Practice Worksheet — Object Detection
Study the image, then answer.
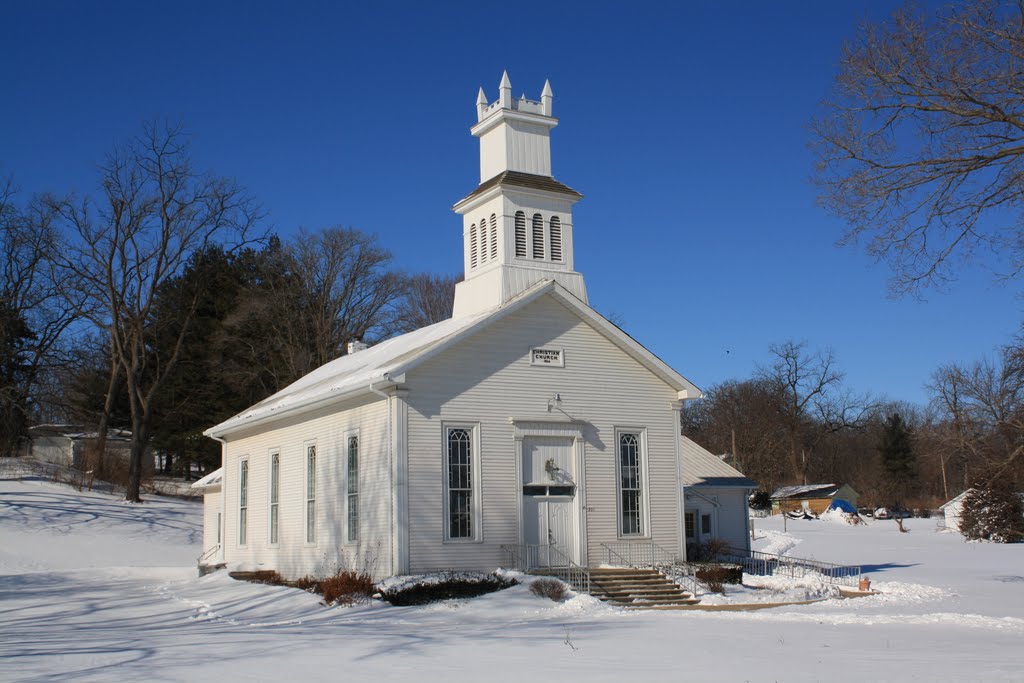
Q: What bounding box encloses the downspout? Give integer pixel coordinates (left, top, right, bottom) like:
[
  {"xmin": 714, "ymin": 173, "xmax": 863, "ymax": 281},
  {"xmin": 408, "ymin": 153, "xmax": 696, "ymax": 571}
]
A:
[
  {"xmin": 368, "ymin": 375, "xmax": 393, "ymax": 575},
  {"xmin": 209, "ymin": 433, "xmax": 228, "ymax": 565}
]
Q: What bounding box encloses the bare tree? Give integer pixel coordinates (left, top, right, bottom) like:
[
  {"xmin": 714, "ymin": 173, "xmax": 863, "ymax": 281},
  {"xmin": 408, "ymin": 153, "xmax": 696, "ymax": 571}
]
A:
[
  {"xmin": 759, "ymin": 340, "xmax": 844, "ymax": 485},
  {"xmin": 54, "ymin": 121, "xmax": 261, "ymax": 501},
  {"xmin": 394, "ymin": 272, "xmax": 458, "ymax": 333},
  {"xmin": 0, "ymin": 180, "xmax": 83, "ymax": 456},
  {"xmin": 292, "ymin": 227, "xmax": 403, "ymax": 368},
  {"xmin": 812, "ymin": 1, "xmax": 1024, "ymax": 294}
]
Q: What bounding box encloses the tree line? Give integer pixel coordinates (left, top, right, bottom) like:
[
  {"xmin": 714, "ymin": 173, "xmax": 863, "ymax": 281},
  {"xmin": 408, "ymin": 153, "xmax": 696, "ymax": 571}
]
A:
[
  {"xmin": 1, "ymin": 122, "xmax": 457, "ymax": 501},
  {"xmin": 682, "ymin": 336, "xmax": 1024, "ymax": 509}
]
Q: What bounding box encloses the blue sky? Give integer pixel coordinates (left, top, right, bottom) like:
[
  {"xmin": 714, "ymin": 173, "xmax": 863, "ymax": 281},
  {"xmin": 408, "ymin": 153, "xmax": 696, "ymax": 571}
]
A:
[{"xmin": 3, "ymin": 1, "xmax": 1020, "ymax": 406}]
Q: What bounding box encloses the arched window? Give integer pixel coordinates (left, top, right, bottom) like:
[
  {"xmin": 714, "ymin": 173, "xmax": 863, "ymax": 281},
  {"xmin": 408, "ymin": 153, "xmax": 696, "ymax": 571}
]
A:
[
  {"xmin": 532, "ymin": 213, "xmax": 544, "ymax": 259},
  {"xmin": 489, "ymin": 214, "xmax": 498, "ymax": 260},
  {"xmin": 550, "ymin": 216, "xmax": 562, "ymax": 261},
  {"xmin": 514, "ymin": 211, "xmax": 526, "ymax": 257},
  {"xmin": 469, "ymin": 223, "xmax": 478, "ymax": 268}
]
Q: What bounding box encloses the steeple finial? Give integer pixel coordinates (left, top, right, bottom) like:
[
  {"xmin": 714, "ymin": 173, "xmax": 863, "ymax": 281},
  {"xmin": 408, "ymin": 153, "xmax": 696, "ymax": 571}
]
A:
[
  {"xmin": 476, "ymin": 87, "xmax": 488, "ymax": 121},
  {"xmin": 499, "ymin": 70, "xmax": 512, "ymax": 109},
  {"xmin": 541, "ymin": 79, "xmax": 553, "ymax": 116}
]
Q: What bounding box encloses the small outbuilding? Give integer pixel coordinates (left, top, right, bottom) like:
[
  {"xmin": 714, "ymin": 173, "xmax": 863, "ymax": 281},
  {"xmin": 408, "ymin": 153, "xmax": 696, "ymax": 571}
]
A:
[
  {"xmin": 191, "ymin": 468, "xmax": 224, "ymax": 569},
  {"xmin": 23, "ymin": 424, "xmax": 151, "ymax": 473},
  {"xmin": 770, "ymin": 483, "xmax": 859, "ymax": 515},
  {"xmin": 680, "ymin": 437, "xmax": 756, "ymax": 555}
]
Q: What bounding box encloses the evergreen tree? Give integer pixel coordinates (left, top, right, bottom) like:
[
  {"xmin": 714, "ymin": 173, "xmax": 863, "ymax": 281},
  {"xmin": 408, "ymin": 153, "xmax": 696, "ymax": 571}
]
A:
[
  {"xmin": 878, "ymin": 412, "xmax": 917, "ymax": 519},
  {"xmin": 960, "ymin": 474, "xmax": 1024, "ymax": 543}
]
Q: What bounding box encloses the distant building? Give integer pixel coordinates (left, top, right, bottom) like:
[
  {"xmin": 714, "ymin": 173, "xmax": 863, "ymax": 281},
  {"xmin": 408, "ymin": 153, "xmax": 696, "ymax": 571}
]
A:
[
  {"xmin": 770, "ymin": 483, "xmax": 859, "ymax": 515},
  {"xmin": 23, "ymin": 424, "xmax": 152, "ymax": 473},
  {"xmin": 939, "ymin": 490, "xmax": 1024, "ymax": 533}
]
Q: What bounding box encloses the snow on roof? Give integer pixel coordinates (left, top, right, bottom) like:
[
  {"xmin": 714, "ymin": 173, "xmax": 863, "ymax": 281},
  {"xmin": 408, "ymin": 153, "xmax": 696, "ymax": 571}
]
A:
[
  {"xmin": 770, "ymin": 483, "xmax": 841, "ymax": 500},
  {"xmin": 191, "ymin": 468, "xmax": 223, "ymax": 490},
  {"xmin": 205, "ymin": 306, "xmax": 494, "ymax": 436},
  {"xmin": 27, "ymin": 425, "xmax": 132, "ymax": 441},
  {"xmin": 206, "ymin": 280, "xmax": 701, "ymax": 439},
  {"xmin": 680, "ymin": 436, "xmax": 757, "ymax": 488}
]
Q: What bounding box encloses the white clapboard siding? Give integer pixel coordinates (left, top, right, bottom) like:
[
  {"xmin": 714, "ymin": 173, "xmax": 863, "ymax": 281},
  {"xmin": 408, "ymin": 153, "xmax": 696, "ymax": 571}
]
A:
[
  {"xmin": 220, "ymin": 395, "xmax": 391, "ymax": 580},
  {"xmin": 405, "ymin": 294, "xmax": 681, "ymax": 572},
  {"xmin": 202, "ymin": 489, "xmax": 222, "ymax": 552}
]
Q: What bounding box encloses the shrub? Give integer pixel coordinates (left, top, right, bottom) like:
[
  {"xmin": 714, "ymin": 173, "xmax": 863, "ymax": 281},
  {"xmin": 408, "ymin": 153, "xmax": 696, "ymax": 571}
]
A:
[
  {"xmin": 529, "ymin": 578, "xmax": 568, "ymax": 601},
  {"xmin": 959, "ymin": 480, "xmax": 1024, "ymax": 543},
  {"xmin": 689, "ymin": 538, "xmax": 731, "ymax": 562},
  {"xmin": 296, "ymin": 571, "xmax": 375, "ymax": 606},
  {"xmin": 749, "ymin": 490, "xmax": 771, "ymax": 510},
  {"xmin": 694, "ymin": 563, "xmax": 743, "ymax": 589},
  {"xmin": 379, "ymin": 572, "xmax": 518, "ymax": 606}
]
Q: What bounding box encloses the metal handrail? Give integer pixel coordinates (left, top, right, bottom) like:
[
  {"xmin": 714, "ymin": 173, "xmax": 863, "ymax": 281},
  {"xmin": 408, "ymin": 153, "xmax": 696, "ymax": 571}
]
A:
[
  {"xmin": 197, "ymin": 544, "xmax": 221, "ymax": 564},
  {"xmin": 600, "ymin": 540, "xmax": 681, "ymax": 567},
  {"xmin": 719, "ymin": 545, "xmax": 861, "ymax": 587},
  {"xmin": 600, "ymin": 541, "xmax": 697, "ymax": 594},
  {"xmin": 500, "ymin": 543, "xmax": 591, "ymax": 593}
]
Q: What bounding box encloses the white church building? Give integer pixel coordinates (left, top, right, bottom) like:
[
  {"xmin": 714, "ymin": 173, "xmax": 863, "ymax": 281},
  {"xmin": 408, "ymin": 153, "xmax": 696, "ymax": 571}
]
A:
[{"xmin": 198, "ymin": 73, "xmax": 751, "ymax": 580}]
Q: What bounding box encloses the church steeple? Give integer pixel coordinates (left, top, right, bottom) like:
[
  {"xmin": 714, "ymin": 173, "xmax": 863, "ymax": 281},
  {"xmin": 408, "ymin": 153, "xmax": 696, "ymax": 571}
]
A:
[{"xmin": 451, "ymin": 72, "xmax": 587, "ymax": 318}]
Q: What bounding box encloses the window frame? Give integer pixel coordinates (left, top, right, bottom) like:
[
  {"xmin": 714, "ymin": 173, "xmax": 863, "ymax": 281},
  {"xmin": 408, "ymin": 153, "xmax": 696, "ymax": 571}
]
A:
[
  {"xmin": 304, "ymin": 441, "xmax": 318, "ymax": 545},
  {"xmin": 442, "ymin": 422, "xmax": 482, "ymax": 543},
  {"xmin": 238, "ymin": 457, "xmax": 249, "ymax": 547},
  {"xmin": 268, "ymin": 450, "xmax": 280, "ymax": 546},
  {"xmin": 345, "ymin": 430, "xmax": 359, "ymax": 545},
  {"xmin": 615, "ymin": 428, "xmax": 650, "ymax": 538}
]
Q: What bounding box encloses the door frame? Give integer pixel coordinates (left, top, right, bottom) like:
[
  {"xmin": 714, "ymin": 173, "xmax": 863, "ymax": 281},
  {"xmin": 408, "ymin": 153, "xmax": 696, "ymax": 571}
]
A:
[{"xmin": 511, "ymin": 419, "xmax": 587, "ymax": 566}]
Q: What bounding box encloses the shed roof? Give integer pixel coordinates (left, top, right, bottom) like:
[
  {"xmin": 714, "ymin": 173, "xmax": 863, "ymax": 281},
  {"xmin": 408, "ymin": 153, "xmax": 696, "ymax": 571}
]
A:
[
  {"xmin": 680, "ymin": 436, "xmax": 757, "ymax": 488},
  {"xmin": 770, "ymin": 483, "xmax": 846, "ymax": 500},
  {"xmin": 191, "ymin": 467, "xmax": 223, "ymax": 491}
]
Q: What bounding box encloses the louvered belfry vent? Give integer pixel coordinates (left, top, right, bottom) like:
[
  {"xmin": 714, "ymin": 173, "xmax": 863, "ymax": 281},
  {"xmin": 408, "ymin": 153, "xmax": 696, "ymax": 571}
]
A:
[
  {"xmin": 550, "ymin": 216, "xmax": 562, "ymax": 261},
  {"xmin": 532, "ymin": 213, "xmax": 544, "ymax": 259},
  {"xmin": 489, "ymin": 214, "xmax": 498, "ymax": 260},
  {"xmin": 470, "ymin": 224, "xmax": 478, "ymax": 268},
  {"xmin": 515, "ymin": 211, "xmax": 526, "ymax": 257}
]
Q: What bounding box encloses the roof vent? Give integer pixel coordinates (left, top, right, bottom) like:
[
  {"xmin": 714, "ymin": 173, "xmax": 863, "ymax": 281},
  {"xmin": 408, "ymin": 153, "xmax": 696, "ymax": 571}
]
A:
[{"xmin": 347, "ymin": 340, "xmax": 369, "ymax": 355}]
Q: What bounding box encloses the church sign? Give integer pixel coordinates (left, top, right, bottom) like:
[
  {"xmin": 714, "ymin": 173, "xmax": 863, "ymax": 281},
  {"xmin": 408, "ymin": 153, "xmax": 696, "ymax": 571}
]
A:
[{"xmin": 530, "ymin": 347, "xmax": 564, "ymax": 367}]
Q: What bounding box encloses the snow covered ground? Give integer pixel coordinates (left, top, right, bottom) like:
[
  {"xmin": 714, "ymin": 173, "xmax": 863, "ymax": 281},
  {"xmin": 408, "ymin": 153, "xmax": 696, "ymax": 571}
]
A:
[{"xmin": 2, "ymin": 472, "xmax": 1023, "ymax": 682}]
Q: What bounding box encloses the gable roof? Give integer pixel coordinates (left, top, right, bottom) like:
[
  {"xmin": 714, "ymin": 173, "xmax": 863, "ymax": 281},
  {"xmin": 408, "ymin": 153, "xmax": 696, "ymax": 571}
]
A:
[
  {"xmin": 205, "ymin": 279, "xmax": 700, "ymax": 438},
  {"xmin": 680, "ymin": 436, "xmax": 757, "ymax": 488}
]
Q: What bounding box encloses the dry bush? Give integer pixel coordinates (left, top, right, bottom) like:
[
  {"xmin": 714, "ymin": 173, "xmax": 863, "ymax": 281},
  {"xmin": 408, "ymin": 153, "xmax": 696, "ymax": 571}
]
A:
[
  {"xmin": 695, "ymin": 564, "xmax": 743, "ymax": 593},
  {"xmin": 529, "ymin": 578, "xmax": 568, "ymax": 601},
  {"xmin": 297, "ymin": 571, "xmax": 375, "ymax": 606}
]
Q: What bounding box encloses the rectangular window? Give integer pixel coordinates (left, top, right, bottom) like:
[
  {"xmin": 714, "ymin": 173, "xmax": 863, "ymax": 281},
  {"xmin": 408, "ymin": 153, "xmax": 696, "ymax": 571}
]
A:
[
  {"xmin": 701, "ymin": 513, "xmax": 711, "ymax": 536},
  {"xmin": 306, "ymin": 444, "xmax": 317, "ymax": 544},
  {"xmin": 239, "ymin": 459, "xmax": 249, "ymax": 546},
  {"xmin": 618, "ymin": 432, "xmax": 643, "ymax": 536},
  {"xmin": 269, "ymin": 452, "xmax": 280, "ymax": 544},
  {"xmin": 446, "ymin": 426, "xmax": 474, "ymax": 540},
  {"xmin": 347, "ymin": 435, "xmax": 359, "ymax": 543},
  {"xmin": 684, "ymin": 511, "xmax": 695, "ymax": 540},
  {"xmin": 216, "ymin": 512, "xmax": 222, "ymax": 545}
]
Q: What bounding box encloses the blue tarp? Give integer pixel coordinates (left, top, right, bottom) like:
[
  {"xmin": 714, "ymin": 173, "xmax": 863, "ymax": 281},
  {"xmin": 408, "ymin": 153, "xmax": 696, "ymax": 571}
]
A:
[{"xmin": 828, "ymin": 498, "xmax": 857, "ymax": 514}]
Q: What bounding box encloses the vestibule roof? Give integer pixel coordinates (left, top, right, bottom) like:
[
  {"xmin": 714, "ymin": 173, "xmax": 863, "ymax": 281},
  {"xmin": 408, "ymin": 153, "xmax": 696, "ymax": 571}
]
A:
[
  {"xmin": 680, "ymin": 436, "xmax": 757, "ymax": 488},
  {"xmin": 205, "ymin": 279, "xmax": 700, "ymax": 439}
]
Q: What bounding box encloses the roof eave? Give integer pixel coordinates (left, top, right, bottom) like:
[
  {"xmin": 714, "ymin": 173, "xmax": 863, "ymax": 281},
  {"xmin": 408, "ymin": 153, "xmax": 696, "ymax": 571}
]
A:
[{"xmin": 204, "ymin": 375, "xmax": 402, "ymax": 440}]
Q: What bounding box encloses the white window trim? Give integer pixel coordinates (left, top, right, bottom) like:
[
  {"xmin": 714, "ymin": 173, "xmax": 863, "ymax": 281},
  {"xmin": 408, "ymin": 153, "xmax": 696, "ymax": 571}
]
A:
[
  {"xmin": 344, "ymin": 429, "xmax": 360, "ymax": 546},
  {"xmin": 304, "ymin": 440, "xmax": 318, "ymax": 546},
  {"xmin": 441, "ymin": 422, "xmax": 483, "ymax": 543},
  {"xmin": 267, "ymin": 449, "xmax": 280, "ymax": 547},
  {"xmin": 238, "ymin": 456, "xmax": 249, "ymax": 547},
  {"xmin": 614, "ymin": 427, "xmax": 651, "ymax": 539}
]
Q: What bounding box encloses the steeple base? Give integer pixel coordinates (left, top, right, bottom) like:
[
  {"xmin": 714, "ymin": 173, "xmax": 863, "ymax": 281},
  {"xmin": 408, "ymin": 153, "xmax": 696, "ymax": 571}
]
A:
[{"xmin": 452, "ymin": 265, "xmax": 587, "ymax": 317}]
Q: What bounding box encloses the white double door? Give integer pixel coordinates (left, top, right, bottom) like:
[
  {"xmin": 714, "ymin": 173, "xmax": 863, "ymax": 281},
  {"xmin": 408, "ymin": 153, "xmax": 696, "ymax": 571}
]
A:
[{"xmin": 522, "ymin": 437, "xmax": 578, "ymax": 567}]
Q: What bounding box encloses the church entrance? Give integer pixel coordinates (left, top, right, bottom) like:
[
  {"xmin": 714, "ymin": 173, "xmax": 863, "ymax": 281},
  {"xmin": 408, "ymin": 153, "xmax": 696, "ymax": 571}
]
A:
[{"xmin": 521, "ymin": 436, "xmax": 578, "ymax": 567}]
